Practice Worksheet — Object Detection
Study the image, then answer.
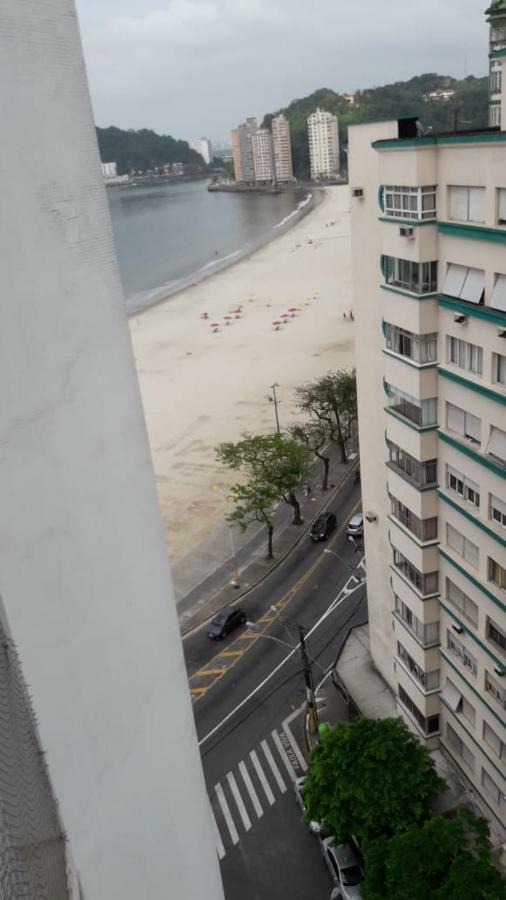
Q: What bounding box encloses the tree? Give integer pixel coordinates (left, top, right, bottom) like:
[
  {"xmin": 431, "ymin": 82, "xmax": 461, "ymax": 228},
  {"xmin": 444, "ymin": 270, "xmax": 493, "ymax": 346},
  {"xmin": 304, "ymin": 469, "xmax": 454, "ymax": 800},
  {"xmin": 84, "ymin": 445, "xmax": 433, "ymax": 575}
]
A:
[
  {"xmin": 303, "ymin": 718, "xmax": 445, "ymax": 843},
  {"xmin": 289, "ymin": 421, "xmax": 330, "ymax": 491},
  {"xmin": 296, "ymin": 369, "xmax": 357, "ymax": 464},
  {"xmin": 216, "ymin": 434, "xmax": 311, "ymax": 556},
  {"xmin": 362, "ymin": 810, "xmax": 506, "ymax": 900}
]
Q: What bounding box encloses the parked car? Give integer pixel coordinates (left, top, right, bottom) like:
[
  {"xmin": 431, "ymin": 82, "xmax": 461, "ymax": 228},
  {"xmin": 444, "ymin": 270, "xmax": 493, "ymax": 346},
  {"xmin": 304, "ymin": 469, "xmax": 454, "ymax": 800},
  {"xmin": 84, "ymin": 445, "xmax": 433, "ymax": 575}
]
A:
[
  {"xmin": 294, "ymin": 776, "xmax": 321, "ymax": 834},
  {"xmin": 207, "ymin": 607, "xmax": 246, "ymax": 640},
  {"xmin": 320, "ymin": 837, "xmax": 364, "ymax": 899},
  {"xmin": 310, "ymin": 511, "xmax": 337, "ymax": 542},
  {"xmin": 346, "ymin": 513, "xmax": 364, "ymax": 538}
]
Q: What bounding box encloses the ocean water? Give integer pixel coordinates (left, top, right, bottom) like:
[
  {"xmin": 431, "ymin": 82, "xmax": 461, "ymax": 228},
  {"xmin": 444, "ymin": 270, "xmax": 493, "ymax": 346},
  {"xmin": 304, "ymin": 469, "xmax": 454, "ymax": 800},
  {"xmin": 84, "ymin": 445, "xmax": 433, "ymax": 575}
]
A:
[{"xmin": 106, "ymin": 179, "xmax": 307, "ymax": 311}]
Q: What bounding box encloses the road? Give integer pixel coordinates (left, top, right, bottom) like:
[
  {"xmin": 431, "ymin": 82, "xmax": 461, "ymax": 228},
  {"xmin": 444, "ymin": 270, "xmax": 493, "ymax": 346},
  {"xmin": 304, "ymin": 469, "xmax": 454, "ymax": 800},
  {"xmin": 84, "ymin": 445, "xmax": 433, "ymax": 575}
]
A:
[{"xmin": 183, "ymin": 473, "xmax": 365, "ymax": 900}]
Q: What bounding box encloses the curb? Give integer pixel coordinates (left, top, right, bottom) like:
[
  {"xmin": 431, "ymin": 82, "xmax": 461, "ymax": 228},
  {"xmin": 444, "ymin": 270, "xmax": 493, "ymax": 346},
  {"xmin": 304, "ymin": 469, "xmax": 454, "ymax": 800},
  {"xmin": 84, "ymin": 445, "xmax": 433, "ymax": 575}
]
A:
[{"xmin": 180, "ymin": 459, "xmax": 359, "ymax": 636}]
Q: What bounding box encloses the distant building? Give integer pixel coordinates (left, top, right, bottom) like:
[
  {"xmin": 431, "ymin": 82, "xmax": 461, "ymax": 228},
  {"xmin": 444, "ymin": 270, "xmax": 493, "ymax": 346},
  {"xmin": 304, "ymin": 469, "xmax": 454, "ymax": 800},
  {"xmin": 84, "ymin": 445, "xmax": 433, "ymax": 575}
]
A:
[
  {"xmin": 189, "ymin": 137, "xmax": 213, "ymax": 165},
  {"xmin": 237, "ymin": 117, "xmax": 257, "ymax": 183},
  {"xmin": 487, "ymin": 0, "xmax": 506, "ymax": 126},
  {"xmin": 307, "ymin": 108, "xmax": 340, "ymax": 180},
  {"xmin": 272, "ymin": 113, "xmax": 294, "ymax": 182},
  {"xmin": 251, "ymin": 128, "xmax": 274, "ymax": 182},
  {"xmin": 172, "ymin": 162, "xmax": 184, "ymax": 175},
  {"xmin": 231, "ymin": 128, "xmax": 243, "ymax": 182},
  {"xmin": 424, "ymin": 89, "xmax": 456, "ymax": 102},
  {"xmin": 343, "ymin": 92, "xmax": 358, "ymax": 106},
  {"xmin": 101, "ymin": 161, "xmax": 117, "ymax": 179}
]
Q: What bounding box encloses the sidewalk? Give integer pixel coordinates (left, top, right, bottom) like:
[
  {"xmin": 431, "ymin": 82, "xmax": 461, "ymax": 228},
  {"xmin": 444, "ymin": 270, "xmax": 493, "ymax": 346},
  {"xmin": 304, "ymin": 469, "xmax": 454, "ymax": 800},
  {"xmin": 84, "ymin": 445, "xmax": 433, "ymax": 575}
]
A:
[{"xmin": 177, "ymin": 448, "xmax": 359, "ymax": 634}]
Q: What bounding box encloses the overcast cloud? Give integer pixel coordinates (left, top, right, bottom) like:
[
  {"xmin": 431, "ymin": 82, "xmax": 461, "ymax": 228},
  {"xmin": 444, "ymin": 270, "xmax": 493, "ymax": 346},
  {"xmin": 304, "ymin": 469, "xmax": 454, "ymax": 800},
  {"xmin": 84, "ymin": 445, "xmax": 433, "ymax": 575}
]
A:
[{"xmin": 76, "ymin": 0, "xmax": 488, "ymax": 144}]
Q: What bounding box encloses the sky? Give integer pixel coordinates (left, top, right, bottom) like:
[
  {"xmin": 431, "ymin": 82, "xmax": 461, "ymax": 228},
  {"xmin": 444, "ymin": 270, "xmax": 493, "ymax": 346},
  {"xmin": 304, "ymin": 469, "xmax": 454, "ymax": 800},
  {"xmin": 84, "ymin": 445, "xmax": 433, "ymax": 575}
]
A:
[{"xmin": 76, "ymin": 0, "xmax": 489, "ymax": 145}]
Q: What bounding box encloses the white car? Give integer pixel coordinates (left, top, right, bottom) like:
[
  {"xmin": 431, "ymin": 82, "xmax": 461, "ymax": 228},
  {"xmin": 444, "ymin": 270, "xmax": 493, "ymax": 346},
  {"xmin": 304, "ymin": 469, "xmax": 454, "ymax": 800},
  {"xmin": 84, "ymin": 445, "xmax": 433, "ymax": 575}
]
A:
[
  {"xmin": 294, "ymin": 776, "xmax": 321, "ymax": 834},
  {"xmin": 346, "ymin": 513, "xmax": 364, "ymax": 538},
  {"xmin": 320, "ymin": 837, "xmax": 364, "ymax": 899}
]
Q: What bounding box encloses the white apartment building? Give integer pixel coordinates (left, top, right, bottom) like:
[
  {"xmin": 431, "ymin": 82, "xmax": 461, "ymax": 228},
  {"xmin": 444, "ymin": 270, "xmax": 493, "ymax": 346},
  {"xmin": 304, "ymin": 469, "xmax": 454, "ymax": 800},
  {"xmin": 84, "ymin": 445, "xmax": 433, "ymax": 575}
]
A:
[
  {"xmin": 488, "ymin": 0, "xmax": 506, "ymax": 127},
  {"xmin": 101, "ymin": 161, "xmax": 117, "ymax": 179},
  {"xmin": 272, "ymin": 113, "xmax": 294, "ymax": 182},
  {"xmin": 251, "ymin": 128, "xmax": 274, "ymax": 182},
  {"xmin": 307, "ymin": 108, "xmax": 340, "ymax": 180},
  {"xmin": 349, "ymin": 62, "xmax": 506, "ymax": 827},
  {"xmin": 189, "ymin": 137, "xmax": 213, "ymax": 165}
]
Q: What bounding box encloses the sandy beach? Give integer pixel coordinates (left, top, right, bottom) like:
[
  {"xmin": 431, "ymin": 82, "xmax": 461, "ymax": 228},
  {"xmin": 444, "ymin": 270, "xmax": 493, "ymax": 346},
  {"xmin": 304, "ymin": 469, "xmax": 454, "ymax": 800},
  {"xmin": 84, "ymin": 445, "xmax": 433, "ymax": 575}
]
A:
[{"xmin": 130, "ymin": 185, "xmax": 353, "ymax": 596}]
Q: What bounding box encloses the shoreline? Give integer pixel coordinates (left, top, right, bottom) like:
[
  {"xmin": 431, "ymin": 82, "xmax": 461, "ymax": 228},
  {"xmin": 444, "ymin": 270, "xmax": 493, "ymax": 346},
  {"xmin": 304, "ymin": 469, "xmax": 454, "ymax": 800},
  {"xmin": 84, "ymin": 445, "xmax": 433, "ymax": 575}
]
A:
[{"xmin": 126, "ymin": 189, "xmax": 321, "ymax": 317}]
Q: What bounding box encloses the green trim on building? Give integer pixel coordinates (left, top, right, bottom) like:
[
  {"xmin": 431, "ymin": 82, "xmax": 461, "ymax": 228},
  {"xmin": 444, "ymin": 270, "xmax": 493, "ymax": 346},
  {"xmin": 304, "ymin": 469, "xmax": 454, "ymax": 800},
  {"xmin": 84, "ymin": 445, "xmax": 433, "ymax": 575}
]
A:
[
  {"xmin": 381, "ymin": 284, "xmax": 438, "ymax": 301},
  {"xmin": 438, "ymin": 548, "xmax": 506, "ymax": 613},
  {"xmin": 438, "ymin": 431, "xmax": 506, "ymax": 480},
  {"xmin": 438, "ymin": 367, "xmax": 506, "ymax": 406},
  {"xmin": 438, "ymin": 295, "xmax": 506, "ymax": 325},
  {"xmin": 437, "ymin": 490, "xmax": 506, "ymax": 548},
  {"xmin": 441, "ymin": 650, "xmax": 505, "ymax": 727},
  {"xmin": 378, "ymin": 216, "xmax": 436, "ymax": 227},
  {"xmin": 440, "ymin": 698, "xmax": 505, "ymax": 782},
  {"xmin": 440, "ymin": 601, "xmax": 506, "ymax": 672},
  {"xmin": 372, "ymin": 131, "xmax": 506, "ymax": 150},
  {"xmin": 438, "ymin": 220, "xmax": 506, "ymax": 244},
  {"xmin": 385, "ymin": 407, "xmax": 438, "ymax": 433},
  {"xmin": 490, "ymin": 47, "xmax": 506, "ymax": 58},
  {"xmin": 380, "ymin": 254, "xmax": 386, "ymax": 277},
  {"xmin": 383, "ymin": 349, "xmax": 438, "ymax": 370}
]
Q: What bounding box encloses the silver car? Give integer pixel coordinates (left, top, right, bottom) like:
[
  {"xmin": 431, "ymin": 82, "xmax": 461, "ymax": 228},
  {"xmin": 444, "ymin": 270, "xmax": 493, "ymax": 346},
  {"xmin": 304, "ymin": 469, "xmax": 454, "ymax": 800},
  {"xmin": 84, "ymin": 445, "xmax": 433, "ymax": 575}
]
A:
[
  {"xmin": 346, "ymin": 513, "xmax": 363, "ymax": 538},
  {"xmin": 321, "ymin": 837, "xmax": 364, "ymax": 899}
]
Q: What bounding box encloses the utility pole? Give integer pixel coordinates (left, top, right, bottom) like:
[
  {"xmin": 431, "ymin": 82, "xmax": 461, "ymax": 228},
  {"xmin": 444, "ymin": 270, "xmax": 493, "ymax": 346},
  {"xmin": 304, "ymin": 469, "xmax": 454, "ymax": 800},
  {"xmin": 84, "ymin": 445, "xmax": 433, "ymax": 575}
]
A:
[
  {"xmin": 299, "ymin": 625, "xmax": 319, "ymax": 740},
  {"xmin": 269, "ymin": 382, "xmax": 281, "ymax": 435}
]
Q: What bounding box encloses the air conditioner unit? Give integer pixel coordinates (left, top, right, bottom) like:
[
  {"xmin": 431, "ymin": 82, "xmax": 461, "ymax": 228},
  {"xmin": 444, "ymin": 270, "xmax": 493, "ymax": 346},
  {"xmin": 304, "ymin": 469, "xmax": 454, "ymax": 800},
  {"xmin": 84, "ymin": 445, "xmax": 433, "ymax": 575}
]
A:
[
  {"xmin": 451, "ymin": 623, "xmax": 464, "ymax": 634},
  {"xmin": 498, "ymin": 327, "xmax": 506, "ymax": 338},
  {"xmin": 352, "ymin": 188, "xmax": 364, "ymax": 199},
  {"xmin": 453, "ymin": 314, "xmax": 468, "ymax": 324},
  {"xmin": 399, "ymin": 226, "xmax": 415, "ymax": 238}
]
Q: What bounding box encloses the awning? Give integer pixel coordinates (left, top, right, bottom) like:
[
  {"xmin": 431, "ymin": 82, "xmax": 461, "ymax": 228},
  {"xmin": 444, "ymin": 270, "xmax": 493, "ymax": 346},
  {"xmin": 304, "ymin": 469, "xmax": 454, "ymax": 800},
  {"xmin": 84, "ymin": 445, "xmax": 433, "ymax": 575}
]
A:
[
  {"xmin": 491, "ymin": 274, "xmax": 506, "ymax": 312},
  {"xmin": 441, "ymin": 680, "xmax": 462, "ymax": 712},
  {"xmin": 443, "ymin": 264, "xmax": 468, "ymax": 298},
  {"xmin": 460, "ymin": 267, "xmax": 485, "ymax": 304},
  {"xmin": 486, "ymin": 427, "xmax": 506, "ymax": 464}
]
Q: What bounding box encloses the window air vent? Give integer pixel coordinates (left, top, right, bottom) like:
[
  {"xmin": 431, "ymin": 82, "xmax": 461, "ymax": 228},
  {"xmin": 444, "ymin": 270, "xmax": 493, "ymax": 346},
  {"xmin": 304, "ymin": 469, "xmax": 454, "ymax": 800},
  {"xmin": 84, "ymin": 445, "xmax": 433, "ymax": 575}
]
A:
[
  {"xmin": 352, "ymin": 188, "xmax": 364, "ymax": 199},
  {"xmin": 399, "ymin": 226, "xmax": 415, "ymax": 238},
  {"xmin": 453, "ymin": 314, "xmax": 468, "ymax": 324}
]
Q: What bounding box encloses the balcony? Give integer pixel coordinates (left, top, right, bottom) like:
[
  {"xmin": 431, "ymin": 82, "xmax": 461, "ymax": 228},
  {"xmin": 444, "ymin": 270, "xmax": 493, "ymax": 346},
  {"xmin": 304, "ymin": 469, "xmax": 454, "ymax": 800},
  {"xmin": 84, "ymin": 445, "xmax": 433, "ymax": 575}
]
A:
[
  {"xmin": 383, "ymin": 257, "xmax": 438, "ymax": 295},
  {"xmin": 385, "ymin": 383, "xmax": 438, "ymax": 429},
  {"xmin": 390, "ymin": 495, "xmax": 438, "ymax": 543},
  {"xmin": 386, "ymin": 439, "xmax": 438, "ymax": 490}
]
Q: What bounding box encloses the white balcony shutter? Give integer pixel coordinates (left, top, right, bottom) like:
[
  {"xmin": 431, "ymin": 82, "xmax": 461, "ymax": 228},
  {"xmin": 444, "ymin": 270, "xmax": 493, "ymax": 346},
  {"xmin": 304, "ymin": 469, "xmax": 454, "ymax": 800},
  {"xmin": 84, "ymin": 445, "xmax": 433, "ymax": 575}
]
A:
[
  {"xmin": 487, "ymin": 426, "xmax": 506, "ymax": 463},
  {"xmin": 447, "ymin": 402, "xmax": 465, "ymax": 435},
  {"xmin": 441, "ymin": 680, "xmax": 462, "ymax": 712},
  {"xmin": 449, "ymin": 187, "xmax": 469, "ymax": 221},
  {"xmin": 443, "ymin": 263, "xmax": 468, "ymax": 298},
  {"xmin": 499, "ymin": 189, "xmax": 506, "ymax": 223},
  {"xmin": 465, "ymin": 412, "xmax": 481, "ymax": 443},
  {"xmin": 491, "ymin": 274, "xmax": 506, "ymax": 312},
  {"xmin": 468, "ymin": 187, "xmax": 486, "ymax": 223},
  {"xmin": 460, "ymin": 267, "xmax": 484, "ymax": 304}
]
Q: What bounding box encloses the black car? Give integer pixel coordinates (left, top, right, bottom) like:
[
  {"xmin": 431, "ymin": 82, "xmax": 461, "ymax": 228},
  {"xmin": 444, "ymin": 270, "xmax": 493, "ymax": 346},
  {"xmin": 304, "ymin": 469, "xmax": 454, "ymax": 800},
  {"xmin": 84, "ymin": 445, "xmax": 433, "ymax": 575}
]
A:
[
  {"xmin": 207, "ymin": 607, "xmax": 246, "ymax": 640},
  {"xmin": 310, "ymin": 511, "xmax": 337, "ymax": 542}
]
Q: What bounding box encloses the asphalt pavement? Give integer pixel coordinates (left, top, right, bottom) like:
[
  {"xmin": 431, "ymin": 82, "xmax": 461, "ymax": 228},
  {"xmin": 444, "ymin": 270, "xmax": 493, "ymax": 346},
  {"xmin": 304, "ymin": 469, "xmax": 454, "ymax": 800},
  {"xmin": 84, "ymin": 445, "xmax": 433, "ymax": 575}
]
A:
[{"xmin": 182, "ymin": 475, "xmax": 366, "ymax": 900}]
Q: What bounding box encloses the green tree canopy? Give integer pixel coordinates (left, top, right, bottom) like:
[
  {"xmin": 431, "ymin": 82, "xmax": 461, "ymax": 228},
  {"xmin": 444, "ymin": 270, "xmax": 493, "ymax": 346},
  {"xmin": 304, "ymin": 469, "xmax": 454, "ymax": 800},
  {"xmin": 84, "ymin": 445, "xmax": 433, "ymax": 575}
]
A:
[
  {"xmin": 303, "ymin": 717, "xmax": 445, "ymax": 843},
  {"xmin": 96, "ymin": 126, "xmax": 204, "ymax": 174},
  {"xmin": 296, "ymin": 369, "xmax": 357, "ymax": 464}
]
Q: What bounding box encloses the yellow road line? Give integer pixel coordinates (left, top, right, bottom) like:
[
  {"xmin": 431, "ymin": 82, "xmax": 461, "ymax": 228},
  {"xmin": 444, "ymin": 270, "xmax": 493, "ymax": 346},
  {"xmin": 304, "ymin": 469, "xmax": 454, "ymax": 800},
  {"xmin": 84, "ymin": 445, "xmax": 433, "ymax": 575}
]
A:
[
  {"xmin": 196, "ymin": 667, "xmax": 229, "ymax": 677},
  {"xmin": 190, "ymin": 687, "xmax": 208, "ymax": 695},
  {"xmin": 220, "ymin": 650, "xmax": 245, "ymax": 658}
]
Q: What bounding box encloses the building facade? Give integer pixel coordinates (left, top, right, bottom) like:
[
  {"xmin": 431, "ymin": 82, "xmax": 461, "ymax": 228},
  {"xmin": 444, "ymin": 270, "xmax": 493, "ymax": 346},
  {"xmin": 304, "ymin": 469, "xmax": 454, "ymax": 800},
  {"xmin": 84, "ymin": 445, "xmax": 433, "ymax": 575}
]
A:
[
  {"xmin": 231, "ymin": 127, "xmax": 243, "ymax": 182},
  {"xmin": 307, "ymin": 108, "xmax": 340, "ymax": 180},
  {"xmin": 237, "ymin": 117, "xmax": 257, "ymax": 183},
  {"xmin": 0, "ymin": 2, "xmax": 225, "ymax": 898},
  {"xmin": 272, "ymin": 113, "xmax": 293, "ymax": 182},
  {"xmin": 189, "ymin": 137, "xmax": 213, "ymax": 165},
  {"xmin": 487, "ymin": 0, "xmax": 506, "ymax": 127},
  {"xmin": 251, "ymin": 128, "xmax": 274, "ymax": 182},
  {"xmin": 349, "ymin": 63, "xmax": 506, "ymax": 827}
]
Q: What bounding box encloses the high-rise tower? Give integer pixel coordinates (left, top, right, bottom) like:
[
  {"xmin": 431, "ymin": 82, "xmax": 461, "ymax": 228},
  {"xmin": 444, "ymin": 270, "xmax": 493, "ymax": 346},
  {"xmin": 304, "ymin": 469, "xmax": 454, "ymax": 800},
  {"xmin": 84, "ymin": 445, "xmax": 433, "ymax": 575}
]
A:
[{"xmin": 487, "ymin": 0, "xmax": 506, "ymax": 126}]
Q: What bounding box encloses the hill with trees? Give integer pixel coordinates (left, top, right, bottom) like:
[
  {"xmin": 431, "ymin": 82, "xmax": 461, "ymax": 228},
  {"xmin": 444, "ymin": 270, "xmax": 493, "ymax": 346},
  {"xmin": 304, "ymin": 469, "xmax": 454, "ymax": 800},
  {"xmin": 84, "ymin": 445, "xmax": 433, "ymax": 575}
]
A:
[
  {"xmin": 96, "ymin": 126, "xmax": 204, "ymax": 174},
  {"xmin": 262, "ymin": 73, "xmax": 489, "ymax": 178}
]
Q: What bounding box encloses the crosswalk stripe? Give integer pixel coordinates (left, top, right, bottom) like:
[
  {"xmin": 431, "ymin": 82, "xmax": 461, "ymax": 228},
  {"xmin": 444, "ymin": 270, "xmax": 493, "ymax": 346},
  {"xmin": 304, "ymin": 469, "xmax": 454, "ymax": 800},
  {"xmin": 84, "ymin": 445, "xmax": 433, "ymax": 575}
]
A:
[
  {"xmin": 238, "ymin": 761, "xmax": 263, "ymax": 819},
  {"xmin": 271, "ymin": 730, "xmax": 297, "ymax": 782},
  {"xmin": 261, "ymin": 739, "xmax": 286, "ymax": 794},
  {"xmin": 249, "ymin": 750, "xmax": 275, "ymax": 806},
  {"xmin": 210, "ymin": 808, "xmax": 226, "ymax": 860},
  {"xmin": 227, "ymin": 772, "xmax": 251, "ymax": 832},
  {"xmin": 215, "ymin": 782, "xmax": 239, "ymax": 845}
]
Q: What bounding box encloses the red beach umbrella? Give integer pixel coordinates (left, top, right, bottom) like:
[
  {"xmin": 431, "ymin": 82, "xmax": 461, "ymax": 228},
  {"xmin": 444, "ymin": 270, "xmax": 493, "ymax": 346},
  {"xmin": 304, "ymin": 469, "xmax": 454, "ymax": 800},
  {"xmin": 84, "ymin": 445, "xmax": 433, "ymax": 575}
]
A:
[
  {"xmin": 280, "ymin": 313, "xmax": 290, "ymax": 319},
  {"xmin": 210, "ymin": 322, "xmax": 220, "ymax": 328},
  {"xmin": 288, "ymin": 307, "xmax": 299, "ymax": 312},
  {"xmin": 272, "ymin": 320, "xmax": 283, "ymax": 330}
]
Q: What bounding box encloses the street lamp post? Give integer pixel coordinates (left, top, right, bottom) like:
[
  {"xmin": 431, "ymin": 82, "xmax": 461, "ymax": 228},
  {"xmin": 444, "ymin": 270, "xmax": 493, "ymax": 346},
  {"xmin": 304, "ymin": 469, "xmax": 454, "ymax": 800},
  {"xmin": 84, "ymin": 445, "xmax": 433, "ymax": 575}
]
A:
[
  {"xmin": 213, "ymin": 484, "xmax": 241, "ymax": 588},
  {"xmin": 323, "ymin": 547, "xmax": 363, "ymax": 582},
  {"xmin": 267, "ymin": 382, "xmax": 281, "ymax": 435}
]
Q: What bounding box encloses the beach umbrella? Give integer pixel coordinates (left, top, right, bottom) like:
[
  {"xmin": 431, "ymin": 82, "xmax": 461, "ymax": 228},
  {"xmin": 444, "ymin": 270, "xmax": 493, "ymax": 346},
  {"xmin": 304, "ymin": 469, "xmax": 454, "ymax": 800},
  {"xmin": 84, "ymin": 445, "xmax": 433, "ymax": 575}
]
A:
[
  {"xmin": 288, "ymin": 307, "xmax": 299, "ymax": 312},
  {"xmin": 210, "ymin": 322, "xmax": 220, "ymax": 327},
  {"xmin": 280, "ymin": 313, "xmax": 290, "ymax": 319},
  {"xmin": 272, "ymin": 320, "xmax": 282, "ymax": 330}
]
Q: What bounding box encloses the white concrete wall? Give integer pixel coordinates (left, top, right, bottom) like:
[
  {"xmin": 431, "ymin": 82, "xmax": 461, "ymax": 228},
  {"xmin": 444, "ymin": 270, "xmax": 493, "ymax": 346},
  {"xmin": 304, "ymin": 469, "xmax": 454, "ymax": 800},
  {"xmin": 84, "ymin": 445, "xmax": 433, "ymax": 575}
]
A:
[{"xmin": 0, "ymin": 3, "xmax": 224, "ymax": 899}]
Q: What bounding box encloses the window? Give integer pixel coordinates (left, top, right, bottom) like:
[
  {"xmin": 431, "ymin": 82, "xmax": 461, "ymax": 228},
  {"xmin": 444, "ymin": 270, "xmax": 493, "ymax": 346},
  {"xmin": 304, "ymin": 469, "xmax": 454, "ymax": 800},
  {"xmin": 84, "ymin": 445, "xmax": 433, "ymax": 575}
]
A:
[
  {"xmin": 448, "ymin": 186, "xmax": 485, "ymax": 224},
  {"xmin": 442, "ymin": 264, "xmax": 485, "ymax": 304},
  {"xmin": 446, "ymin": 402, "xmax": 481, "ymax": 444},
  {"xmin": 384, "ymin": 185, "xmax": 437, "ymax": 220},
  {"xmin": 442, "ymin": 678, "xmax": 476, "ymax": 726},
  {"xmin": 491, "ymin": 60, "xmax": 503, "ymax": 95},
  {"xmin": 397, "ymin": 641, "xmax": 439, "ymax": 690},
  {"xmin": 488, "ymin": 557, "xmax": 506, "ymax": 591},
  {"xmin": 386, "ymin": 441, "xmax": 437, "ymax": 488},
  {"xmin": 394, "ymin": 596, "xmax": 439, "ymax": 646},
  {"xmin": 447, "ymin": 631, "xmax": 477, "ymax": 676},
  {"xmin": 446, "ymin": 578, "xmax": 478, "ymax": 627},
  {"xmin": 446, "ymin": 465, "xmax": 480, "ymax": 508},
  {"xmin": 490, "ymin": 274, "xmax": 506, "ymax": 312},
  {"xmin": 485, "ymin": 670, "xmax": 505, "ymax": 706},
  {"xmin": 483, "ymin": 721, "xmax": 505, "ymax": 760},
  {"xmin": 460, "ymin": 693, "xmax": 476, "ymax": 727},
  {"xmin": 446, "ymin": 723, "xmax": 475, "ymax": 770},
  {"xmin": 486, "ymin": 426, "xmax": 506, "ymax": 465},
  {"xmin": 384, "ymin": 257, "xmax": 438, "ymax": 294},
  {"xmin": 390, "ymin": 495, "xmax": 438, "ymax": 541},
  {"xmin": 385, "ymin": 323, "xmax": 437, "ymax": 364},
  {"xmin": 446, "ymin": 524, "xmax": 479, "ymax": 569},
  {"xmin": 392, "ymin": 548, "xmax": 439, "ymax": 595},
  {"xmin": 481, "ymin": 769, "xmax": 504, "ymax": 809},
  {"xmin": 492, "ymin": 353, "xmax": 506, "ymax": 386},
  {"xmin": 387, "ymin": 385, "xmax": 437, "ymax": 427},
  {"xmin": 498, "ymin": 188, "xmax": 506, "ymax": 225},
  {"xmin": 397, "ymin": 684, "xmax": 439, "ymax": 734},
  {"xmin": 486, "ymin": 618, "xmax": 506, "ymax": 656},
  {"xmin": 489, "ymin": 494, "xmax": 506, "ymax": 528},
  {"xmin": 446, "ymin": 336, "xmax": 483, "ymax": 375}
]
